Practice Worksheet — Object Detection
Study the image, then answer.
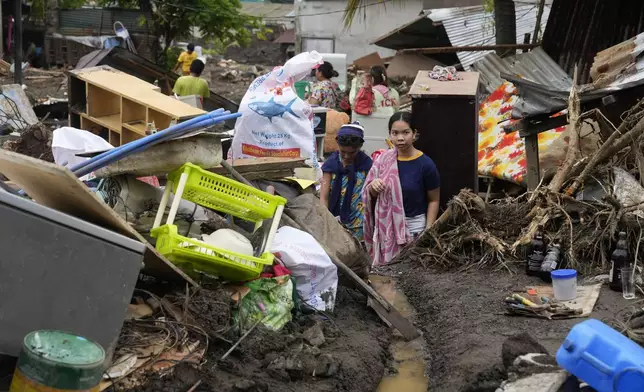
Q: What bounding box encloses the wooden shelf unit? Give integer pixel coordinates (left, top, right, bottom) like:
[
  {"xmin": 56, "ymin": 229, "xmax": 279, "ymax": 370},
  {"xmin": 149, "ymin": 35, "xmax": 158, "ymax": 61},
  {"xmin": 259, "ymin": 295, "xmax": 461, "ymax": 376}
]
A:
[{"xmin": 68, "ymin": 66, "xmax": 206, "ymax": 147}]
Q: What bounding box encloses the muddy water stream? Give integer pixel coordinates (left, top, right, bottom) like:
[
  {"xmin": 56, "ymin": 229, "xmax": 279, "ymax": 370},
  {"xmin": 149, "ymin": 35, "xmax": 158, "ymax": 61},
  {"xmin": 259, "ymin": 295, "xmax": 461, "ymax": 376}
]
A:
[{"xmin": 370, "ymin": 275, "xmax": 428, "ymax": 392}]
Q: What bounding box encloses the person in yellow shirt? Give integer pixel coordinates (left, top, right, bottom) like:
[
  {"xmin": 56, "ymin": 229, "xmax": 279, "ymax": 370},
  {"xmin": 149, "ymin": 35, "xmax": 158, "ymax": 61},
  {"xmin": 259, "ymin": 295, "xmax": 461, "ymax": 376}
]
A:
[
  {"xmin": 173, "ymin": 60, "xmax": 210, "ymax": 100},
  {"xmin": 173, "ymin": 43, "xmax": 197, "ymax": 75}
]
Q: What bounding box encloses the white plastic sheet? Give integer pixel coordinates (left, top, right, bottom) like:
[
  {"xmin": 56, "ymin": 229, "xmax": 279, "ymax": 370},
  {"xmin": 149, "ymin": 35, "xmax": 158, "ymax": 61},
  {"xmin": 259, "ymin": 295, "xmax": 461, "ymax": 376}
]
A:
[
  {"xmin": 271, "ymin": 226, "xmax": 338, "ymax": 311},
  {"xmin": 52, "ymin": 127, "xmax": 113, "ymax": 182}
]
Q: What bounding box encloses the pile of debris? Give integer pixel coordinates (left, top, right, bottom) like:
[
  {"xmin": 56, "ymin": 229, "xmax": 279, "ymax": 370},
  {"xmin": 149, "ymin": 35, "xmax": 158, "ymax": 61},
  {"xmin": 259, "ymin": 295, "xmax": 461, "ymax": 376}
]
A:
[
  {"xmin": 2, "ymin": 123, "xmax": 53, "ymax": 162},
  {"xmin": 399, "ymin": 80, "xmax": 644, "ymax": 276},
  {"xmin": 114, "ymin": 286, "xmax": 389, "ymax": 392},
  {"xmin": 206, "ymin": 59, "xmax": 272, "ymax": 103}
]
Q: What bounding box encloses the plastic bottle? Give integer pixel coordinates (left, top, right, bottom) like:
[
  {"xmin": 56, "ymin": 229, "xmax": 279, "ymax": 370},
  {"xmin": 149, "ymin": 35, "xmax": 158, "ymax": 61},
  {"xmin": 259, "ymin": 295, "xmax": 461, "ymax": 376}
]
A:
[
  {"xmin": 526, "ymin": 226, "xmax": 546, "ymax": 277},
  {"xmin": 540, "ymin": 242, "xmax": 561, "ymax": 282},
  {"xmin": 609, "ymin": 231, "xmax": 630, "ymax": 292}
]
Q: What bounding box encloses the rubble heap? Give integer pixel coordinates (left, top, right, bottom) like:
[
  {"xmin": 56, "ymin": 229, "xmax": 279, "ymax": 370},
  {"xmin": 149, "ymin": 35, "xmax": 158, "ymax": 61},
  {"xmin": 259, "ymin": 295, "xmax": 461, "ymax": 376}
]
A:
[{"xmin": 398, "ymin": 82, "xmax": 644, "ymax": 276}]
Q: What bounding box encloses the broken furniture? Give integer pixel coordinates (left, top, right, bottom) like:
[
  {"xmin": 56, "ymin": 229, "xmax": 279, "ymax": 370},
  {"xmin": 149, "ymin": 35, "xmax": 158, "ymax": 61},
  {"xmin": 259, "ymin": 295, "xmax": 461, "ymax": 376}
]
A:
[
  {"xmin": 76, "ymin": 47, "xmax": 239, "ymax": 129},
  {"xmin": 410, "ymin": 71, "xmax": 480, "ymax": 210},
  {"xmin": 151, "ymin": 163, "xmax": 287, "ymax": 281},
  {"xmin": 68, "ymin": 66, "xmax": 205, "ymax": 147},
  {"xmin": 0, "ymin": 189, "xmax": 144, "ymax": 357}
]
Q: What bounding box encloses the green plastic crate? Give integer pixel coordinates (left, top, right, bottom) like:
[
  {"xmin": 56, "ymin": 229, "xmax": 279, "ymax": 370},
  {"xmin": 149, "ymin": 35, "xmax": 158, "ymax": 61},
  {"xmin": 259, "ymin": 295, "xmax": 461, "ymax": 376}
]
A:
[
  {"xmin": 167, "ymin": 163, "xmax": 287, "ymax": 223},
  {"xmin": 151, "ymin": 224, "xmax": 274, "ymax": 281}
]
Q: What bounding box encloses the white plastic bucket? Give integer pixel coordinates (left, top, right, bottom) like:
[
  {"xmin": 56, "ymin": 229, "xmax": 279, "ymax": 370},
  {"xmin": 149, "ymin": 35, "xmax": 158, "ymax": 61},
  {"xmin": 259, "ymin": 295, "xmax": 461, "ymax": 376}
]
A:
[{"xmin": 551, "ymin": 269, "xmax": 577, "ymax": 301}]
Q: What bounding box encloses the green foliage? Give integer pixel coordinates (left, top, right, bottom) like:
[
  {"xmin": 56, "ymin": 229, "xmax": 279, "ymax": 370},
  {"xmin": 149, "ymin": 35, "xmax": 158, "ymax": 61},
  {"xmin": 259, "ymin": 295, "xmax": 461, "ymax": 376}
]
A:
[
  {"xmin": 98, "ymin": 0, "xmax": 260, "ymax": 55},
  {"xmin": 30, "ymin": 0, "xmax": 87, "ymax": 21},
  {"xmin": 60, "ymin": 0, "xmax": 88, "ymax": 8},
  {"xmin": 484, "ymin": 0, "xmax": 494, "ymax": 13},
  {"xmin": 164, "ymin": 46, "xmax": 183, "ymax": 71}
]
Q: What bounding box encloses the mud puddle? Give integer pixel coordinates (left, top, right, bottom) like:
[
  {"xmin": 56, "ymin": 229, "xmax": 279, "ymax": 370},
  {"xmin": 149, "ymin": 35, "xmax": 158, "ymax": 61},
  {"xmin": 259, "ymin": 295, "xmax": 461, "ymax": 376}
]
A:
[{"xmin": 370, "ymin": 275, "xmax": 428, "ymax": 392}]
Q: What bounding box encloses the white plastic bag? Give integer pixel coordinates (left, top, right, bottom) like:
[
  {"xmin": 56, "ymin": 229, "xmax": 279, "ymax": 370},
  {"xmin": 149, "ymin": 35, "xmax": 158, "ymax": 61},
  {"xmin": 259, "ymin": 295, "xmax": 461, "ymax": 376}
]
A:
[
  {"xmin": 52, "ymin": 127, "xmax": 113, "ymax": 182},
  {"xmin": 271, "ymin": 226, "xmax": 338, "ymax": 311},
  {"xmin": 230, "ymin": 52, "xmax": 323, "ymax": 177}
]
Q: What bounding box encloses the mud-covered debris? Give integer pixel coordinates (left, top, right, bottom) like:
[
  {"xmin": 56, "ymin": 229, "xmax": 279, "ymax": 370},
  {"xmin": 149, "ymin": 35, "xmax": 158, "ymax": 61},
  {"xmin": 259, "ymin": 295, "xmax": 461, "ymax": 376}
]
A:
[
  {"xmin": 233, "ymin": 379, "xmax": 257, "ymax": 391},
  {"xmin": 314, "ymin": 354, "xmax": 339, "ymax": 377},
  {"xmin": 302, "ymin": 323, "xmax": 326, "ymax": 347},
  {"xmin": 1, "ymin": 123, "xmax": 53, "ymax": 162},
  {"xmin": 501, "ymin": 333, "xmax": 549, "ymax": 369}
]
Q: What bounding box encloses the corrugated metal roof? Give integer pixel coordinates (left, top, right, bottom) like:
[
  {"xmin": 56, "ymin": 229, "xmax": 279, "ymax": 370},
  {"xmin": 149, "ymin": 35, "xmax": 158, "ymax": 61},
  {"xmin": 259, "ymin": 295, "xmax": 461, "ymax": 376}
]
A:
[
  {"xmin": 241, "ymin": 2, "xmax": 294, "ymax": 19},
  {"xmin": 427, "ymin": 4, "xmax": 551, "ymax": 69},
  {"xmin": 542, "ymin": 0, "xmax": 644, "ymax": 84},
  {"xmin": 472, "ymin": 47, "xmax": 572, "ymax": 93}
]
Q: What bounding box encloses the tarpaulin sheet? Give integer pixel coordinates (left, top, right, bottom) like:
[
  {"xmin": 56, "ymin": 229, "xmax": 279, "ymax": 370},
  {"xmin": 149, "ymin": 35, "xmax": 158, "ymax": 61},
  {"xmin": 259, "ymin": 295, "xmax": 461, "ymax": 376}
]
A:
[{"xmin": 478, "ymin": 82, "xmax": 566, "ymax": 184}]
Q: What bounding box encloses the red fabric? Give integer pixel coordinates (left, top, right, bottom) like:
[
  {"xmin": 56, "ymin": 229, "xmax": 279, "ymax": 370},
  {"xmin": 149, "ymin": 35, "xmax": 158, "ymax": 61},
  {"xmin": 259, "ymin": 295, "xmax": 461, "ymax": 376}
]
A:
[
  {"xmin": 260, "ymin": 262, "xmax": 292, "ymax": 278},
  {"xmin": 371, "ymin": 149, "xmax": 387, "ymax": 162},
  {"xmin": 353, "ymin": 86, "xmax": 374, "ymax": 115},
  {"xmin": 137, "ymin": 176, "xmax": 160, "ymax": 187}
]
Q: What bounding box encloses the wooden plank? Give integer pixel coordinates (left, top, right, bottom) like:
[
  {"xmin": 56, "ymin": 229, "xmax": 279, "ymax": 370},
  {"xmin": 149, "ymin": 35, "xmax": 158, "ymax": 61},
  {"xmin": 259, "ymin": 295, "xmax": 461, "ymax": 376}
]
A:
[
  {"xmin": 524, "ymin": 133, "xmax": 541, "ymax": 190},
  {"xmin": 218, "ymin": 169, "xmax": 296, "ymax": 181},
  {"xmin": 0, "ymin": 149, "xmax": 196, "ymax": 285},
  {"xmin": 71, "ymin": 67, "xmax": 204, "ymax": 119},
  {"xmin": 210, "ymin": 157, "xmax": 307, "ymax": 175}
]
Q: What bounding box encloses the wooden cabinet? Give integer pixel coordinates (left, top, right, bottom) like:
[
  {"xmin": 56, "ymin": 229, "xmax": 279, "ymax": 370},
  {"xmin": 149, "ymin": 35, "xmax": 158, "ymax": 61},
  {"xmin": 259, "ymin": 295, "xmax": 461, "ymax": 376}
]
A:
[
  {"xmin": 410, "ymin": 71, "xmax": 480, "ymax": 211},
  {"xmin": 69, "ymin": 66, "xmax": 206, "ymax": 146}
]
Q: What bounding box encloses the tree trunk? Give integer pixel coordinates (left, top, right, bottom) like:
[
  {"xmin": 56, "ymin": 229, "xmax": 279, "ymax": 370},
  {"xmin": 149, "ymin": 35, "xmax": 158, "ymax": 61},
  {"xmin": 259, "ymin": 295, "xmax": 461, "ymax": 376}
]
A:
[
  {"xmin": 44, "ymin": 0, "xmax": 59, "ymax": 35},
  {"xmin": 494, "ymin": 0, "xmax": 516, "ymax": 57}
]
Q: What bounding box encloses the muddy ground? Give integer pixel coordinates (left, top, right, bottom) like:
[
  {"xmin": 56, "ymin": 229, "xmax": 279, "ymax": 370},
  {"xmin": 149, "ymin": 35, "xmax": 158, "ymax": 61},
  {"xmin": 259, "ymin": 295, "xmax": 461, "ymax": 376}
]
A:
[
  {"xmin": 127, "ymin": 287, "xmax": 391, "ymax": 392},
  {"xmin": 384, "ymin": 263, "xmax": 626, "ymax": 391}
]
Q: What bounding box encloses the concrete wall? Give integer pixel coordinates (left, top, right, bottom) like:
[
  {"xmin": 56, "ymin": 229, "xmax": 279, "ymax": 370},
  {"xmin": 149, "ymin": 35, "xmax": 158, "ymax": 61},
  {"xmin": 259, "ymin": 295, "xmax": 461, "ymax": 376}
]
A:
[{"xmin": 296, "ymin": 0, "xmax": 425, "ymax": 63}]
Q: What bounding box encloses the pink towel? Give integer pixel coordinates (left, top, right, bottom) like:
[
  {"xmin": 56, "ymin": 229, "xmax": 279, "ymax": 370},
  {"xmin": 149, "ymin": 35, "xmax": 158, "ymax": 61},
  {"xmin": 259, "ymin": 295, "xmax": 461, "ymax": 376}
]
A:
[
  {"xmin": 373, "ymin": 84, "xmax": 389, "ymax": 98},
  {"xmin": 362, "ymin": 149, "xmax": 410, "ymax": 266}
]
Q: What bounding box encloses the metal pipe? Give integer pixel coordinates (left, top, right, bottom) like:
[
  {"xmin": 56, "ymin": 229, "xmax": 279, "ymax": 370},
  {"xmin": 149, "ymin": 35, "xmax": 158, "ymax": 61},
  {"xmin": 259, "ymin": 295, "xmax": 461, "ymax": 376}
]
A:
[{"xmin": 70, "ymin": 108, "xmax": 226, "ymax": 173}]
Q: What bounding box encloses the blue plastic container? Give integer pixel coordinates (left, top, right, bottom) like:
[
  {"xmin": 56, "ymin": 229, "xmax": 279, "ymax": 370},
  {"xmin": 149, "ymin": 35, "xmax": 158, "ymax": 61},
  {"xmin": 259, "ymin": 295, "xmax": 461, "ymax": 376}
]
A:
[{"xmin": 556, "ymin": 319, "xmax": 644, "ymax": 392}]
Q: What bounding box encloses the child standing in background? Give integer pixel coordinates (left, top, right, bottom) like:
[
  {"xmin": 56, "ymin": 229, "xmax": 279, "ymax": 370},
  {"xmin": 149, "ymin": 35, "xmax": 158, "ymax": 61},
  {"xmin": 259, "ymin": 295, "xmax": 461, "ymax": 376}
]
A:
[
  {"xmin": 320, "ymin": 122, "xmax": 373, "ymax": 242},
  {"xmin": 173, "ymin": 43, "xmax": 198, "ymax": 76}
]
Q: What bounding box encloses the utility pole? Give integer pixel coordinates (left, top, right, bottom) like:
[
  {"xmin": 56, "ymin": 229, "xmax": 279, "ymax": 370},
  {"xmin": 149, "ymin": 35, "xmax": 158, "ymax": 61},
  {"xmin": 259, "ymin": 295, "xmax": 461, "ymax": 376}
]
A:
[
  {"xmin": 532, "ymin": 0, "xmax": 546, "ymax": 44},
  {"xmin": 14, "ymin": 0, "xmax": 23, "ymax": 84}
]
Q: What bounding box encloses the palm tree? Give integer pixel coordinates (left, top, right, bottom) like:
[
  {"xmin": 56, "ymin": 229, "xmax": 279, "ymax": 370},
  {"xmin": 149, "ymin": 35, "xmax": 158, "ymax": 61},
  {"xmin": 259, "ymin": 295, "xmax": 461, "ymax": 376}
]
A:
[{"xmin": 342, "ymin": 0, "xmax": 517, "ymax": 56}]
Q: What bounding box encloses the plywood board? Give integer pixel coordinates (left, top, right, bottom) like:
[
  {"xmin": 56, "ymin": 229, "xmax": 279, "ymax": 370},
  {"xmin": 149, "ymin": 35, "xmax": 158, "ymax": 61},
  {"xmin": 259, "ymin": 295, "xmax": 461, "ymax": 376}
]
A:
[
  {"xmin": 0, "ymin": 149, "xmax": 196, "ymax": 285},
  {"xmin": 71, "ymin": 67, "xmax": 205, "ymax": 119},
  {"xmin": 409, "ymin": 71, "xmax": 480, "ymax": 97}
]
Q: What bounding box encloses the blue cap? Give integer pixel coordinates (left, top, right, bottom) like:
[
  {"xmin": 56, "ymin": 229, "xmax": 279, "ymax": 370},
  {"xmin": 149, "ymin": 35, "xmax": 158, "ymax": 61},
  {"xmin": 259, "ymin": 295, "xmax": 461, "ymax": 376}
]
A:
[{"xmin": 551, "ymin": 269, "xmax": 577, "ymax": 280}]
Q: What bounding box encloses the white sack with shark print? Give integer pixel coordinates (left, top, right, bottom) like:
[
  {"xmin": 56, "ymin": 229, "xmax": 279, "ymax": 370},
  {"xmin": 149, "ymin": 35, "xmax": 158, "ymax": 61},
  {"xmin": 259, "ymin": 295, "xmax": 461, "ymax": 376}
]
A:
[{"xmin": 231, "ymin": 52, "xmax": 323, "ymax": 177}]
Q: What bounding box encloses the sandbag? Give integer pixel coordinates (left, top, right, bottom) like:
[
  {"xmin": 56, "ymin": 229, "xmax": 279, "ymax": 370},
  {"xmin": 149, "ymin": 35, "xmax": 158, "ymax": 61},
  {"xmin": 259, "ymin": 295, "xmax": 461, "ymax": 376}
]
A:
[
  {"xmin": 272, "ymin": 226, "xmax": 338, "ymax": 311},
  {"xmin": 282, "ymin": 193, "xmax": 370, "ymax": 278}
]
